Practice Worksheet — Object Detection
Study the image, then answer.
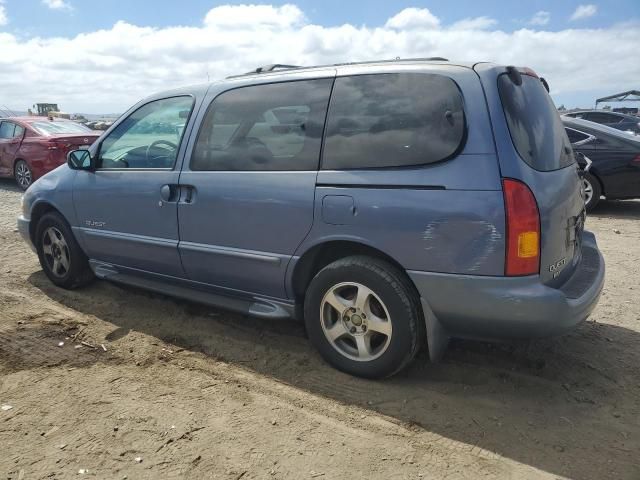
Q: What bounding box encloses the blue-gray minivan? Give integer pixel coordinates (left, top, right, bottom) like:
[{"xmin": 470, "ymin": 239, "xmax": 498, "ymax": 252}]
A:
[{"xmin": 18, "ymin": 60, "xmax": 605, "ymax": 378}]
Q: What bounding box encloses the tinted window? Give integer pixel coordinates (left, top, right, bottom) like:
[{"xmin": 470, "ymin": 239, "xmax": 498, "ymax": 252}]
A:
[
  {"xmin": 191, "ymin": 79, "xmax": 333, "ymax": 171},
  {"xmin": 565, "ymin": 128, "xmax": 591, "ymax": 145},
  {"xmin": 99, "ymin": 96, "xmax": 193, "ymax": 169},
  {"xmin": 585, "ymin": 112, "xmax": 620, "ymax": 124},
  {"xmin": 0, "ymin": 122, "xmax": 15, "ymax": 139},
  {"xmin": 31, "ymin": 121, "xmax": 92, "ymax": 135},
  {"xmin": 322, "ymin": 73, "xmax": 466, "ymax": 169},
  {"xmin": 498, "ymin": 74, "xmax": 574, "ymax": 171}
]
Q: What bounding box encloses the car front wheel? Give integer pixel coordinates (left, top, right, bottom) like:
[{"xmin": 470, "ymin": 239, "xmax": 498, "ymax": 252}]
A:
[
  {"xmin": 304, "ymin": 256, "xmax": 424, "ymax": 378},
  {"xmin": 35, "ymin": 212, "xmax": 94, "ymax": 289}
]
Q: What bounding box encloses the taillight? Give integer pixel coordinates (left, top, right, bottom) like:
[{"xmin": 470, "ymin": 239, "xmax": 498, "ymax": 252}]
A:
[
  {"xmin": 632, "ymin": 154, "xmax": 640, "ymax": 165},
  {"xmin": 503, "ymin": 179, "xmax": 540, "ymax": 276}
]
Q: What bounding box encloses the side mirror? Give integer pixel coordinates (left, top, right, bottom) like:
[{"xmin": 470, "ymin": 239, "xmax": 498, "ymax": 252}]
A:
[{"xmin": 67, "ymin": 149, "xmax": 94, "ymax": 170}]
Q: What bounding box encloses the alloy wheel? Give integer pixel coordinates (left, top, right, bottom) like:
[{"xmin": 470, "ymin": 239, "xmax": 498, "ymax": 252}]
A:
[
  {"xmin": 583, "ymin": 177, "xmax": 593, "ymax": 206},
  {"xmin": 320, "ymin": 282, "xmax": 393, "ymax": 362},
  {"xmin": 42, "ymin": 227, "xmax": 71, "ymax": 278},
  {"xmin": 15, "ymin": 162, "xmax": 32, "ymax": 189}
]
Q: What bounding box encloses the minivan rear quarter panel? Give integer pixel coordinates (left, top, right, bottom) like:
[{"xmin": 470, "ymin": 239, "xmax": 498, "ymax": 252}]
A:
[
  {"xmin": 475, "ymin": 64, "xmax": 585, "ymax": 287},
  {"xmin": 291, "ymin": 63, "xmax": 507, "ymax": 294}
]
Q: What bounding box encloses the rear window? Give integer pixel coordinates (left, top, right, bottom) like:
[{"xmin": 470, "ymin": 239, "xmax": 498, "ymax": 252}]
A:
[
  {"xmin": 322, "ymin": 73, "xmax": 466, "ymax": 169},
  {"xmin": 498, "ymin": 74, "xmax": 574, "ymax": 171},
  {"xmin": 31, "ymin": 121, "xmax": 92, "ymax": 135}
]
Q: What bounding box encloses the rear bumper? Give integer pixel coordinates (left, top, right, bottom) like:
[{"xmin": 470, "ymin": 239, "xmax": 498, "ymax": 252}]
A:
[
  {"xmin": 408, "ymin": 231, "xmax": 605, "ymax": 340},
  {"xmin": 17, "ymin": 215, "xmax": 36, "ymax": 252}
]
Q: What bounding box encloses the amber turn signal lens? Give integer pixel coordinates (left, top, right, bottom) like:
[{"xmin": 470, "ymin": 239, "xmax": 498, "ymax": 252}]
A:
[{"xmin": 518, "ymin": 231, "xmax": 539, "ymax": 258}]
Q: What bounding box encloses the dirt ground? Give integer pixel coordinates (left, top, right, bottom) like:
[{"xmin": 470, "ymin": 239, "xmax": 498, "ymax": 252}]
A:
[{"xmin": 0, "ymin": 178, "xmax": 638, "ymax": 480}]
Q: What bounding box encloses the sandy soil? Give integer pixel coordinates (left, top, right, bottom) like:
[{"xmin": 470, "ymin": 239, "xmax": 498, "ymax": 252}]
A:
[{"xmin": 0, "ymin": 177, "xmax": 638, "ymax": 480}]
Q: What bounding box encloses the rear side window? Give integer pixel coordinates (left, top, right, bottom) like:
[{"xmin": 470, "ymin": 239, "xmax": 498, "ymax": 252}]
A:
[
  {"xmin": 322, "ymin": 73, "xmax": 466, "ymax": 170},
  {"xmin": 191, "ymin": 79, "xmax": 333, "ymax": 171},
  {"xmin": 565, "ymin": 127, "xmax": 592, "ymax": 145},
  {"xmin": 498, "ymin": 74, "xmax": 574, "ymax": 171}
]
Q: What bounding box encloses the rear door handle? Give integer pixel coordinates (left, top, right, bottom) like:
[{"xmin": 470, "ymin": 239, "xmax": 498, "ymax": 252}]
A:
[{"xmin": 179, "ymin": 185, "xmax": 196, "ymax": 204}]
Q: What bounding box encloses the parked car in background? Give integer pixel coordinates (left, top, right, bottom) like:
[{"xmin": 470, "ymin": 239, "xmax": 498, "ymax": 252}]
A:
[
  {"xmin": 563, "ymin": 117, "xmax": 640, "ymax": 210},
  {"xmin": 0, "ymin": 117, "xmax": 99, "ymax": 190},
  {"xmin": 18, "ymin": 60, "xmax": 604, "ymax": 378},
  {"xmin": 563, "ymin": 110, "xmax": 640, "ymax": 135}
]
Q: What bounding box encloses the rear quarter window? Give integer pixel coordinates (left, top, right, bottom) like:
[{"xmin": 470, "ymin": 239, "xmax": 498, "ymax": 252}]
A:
[
  {"xmin": 322, "ymin": 73, "xmax": 466, "ymax": 169},
  {"xmin": 498, "ymin": 74, "xmax": 574, "ymax": 171}
]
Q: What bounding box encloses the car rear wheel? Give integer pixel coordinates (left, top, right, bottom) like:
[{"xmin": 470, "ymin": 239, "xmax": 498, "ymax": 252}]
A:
[
  {"xmin": 304, "ymin": 256, "xmax": 424, "ymax": 378},
  {"xmin": 583, "ymin": 172, "xmax": 602, "ymax": 211},
  {"xmin": 14, "ymin": 160, "xmax": 33, "ymax": 190},
  {"xmin": 35, "ymin": 212, "xmax": 94, "ymax": 289}
]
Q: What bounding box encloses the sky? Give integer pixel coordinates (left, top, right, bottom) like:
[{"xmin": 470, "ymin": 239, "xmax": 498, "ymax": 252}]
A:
[{"xmin": 0, "ymin": 0, "xmax": 638, "ymax": 114}]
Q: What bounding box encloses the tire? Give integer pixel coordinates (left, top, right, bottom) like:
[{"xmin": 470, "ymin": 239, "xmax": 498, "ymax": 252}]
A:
[
  {"xmin": 35, "ymin": 212, "xmax": 94, "ymax": 289},
  {"xmin": 14, "ymin": 160, "xmax": 33, "ymax": 191},
  {"xmin": 583, "ymin": 172, "xmax": 602, "ymax": 212},
  {"xmin": 304, "ymin": 255, "xmax": 424, "ymax": 379}
]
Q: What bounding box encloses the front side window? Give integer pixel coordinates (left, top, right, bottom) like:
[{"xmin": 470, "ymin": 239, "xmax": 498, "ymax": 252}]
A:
[
  {"xmin": 98, "ymin": 96, "xmax": 194, "ymax": 169},
  {"xmin": 0, "ymin": 122, "xmax": 15, "ymax": 139},
  {"xmin": 191, "ymin": 79, "xmax": 333, "ymax": 171},
  {"xmin": 322, "ymin": 73, "xmax": 466, "ymax": 169},
  {"xmin": 14, "ymin": 124, "xmax": 25, "ymax": 138}
]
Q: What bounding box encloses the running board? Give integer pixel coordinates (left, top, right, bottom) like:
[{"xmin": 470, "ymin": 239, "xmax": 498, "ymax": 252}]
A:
[{"xmin": 90, "ymin": 261, "xmax": 295, "ymax": 320}]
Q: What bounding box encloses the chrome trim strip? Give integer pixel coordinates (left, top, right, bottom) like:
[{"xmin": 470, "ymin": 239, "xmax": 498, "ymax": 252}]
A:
[
  {"xmin": 79, "ymin": 227, "xmax": 177, "ymax": 247},
  {"xmin": 179, "ymin": 241, "xmax": 282, "ymax": 265}
]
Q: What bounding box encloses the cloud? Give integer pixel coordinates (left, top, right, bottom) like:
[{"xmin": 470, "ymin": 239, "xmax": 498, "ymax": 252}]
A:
[
  {"xmin": 0, "ymin": 0, "xmax": 8, "ymax": 26},
  {"xmin": 42, "ymin": 0, "xmax": 72, "ymax": 10},
  {"xmin": 0, "ymin": 4, "xmax": 637, "ymax": 113},
  {"xmin": 529, "ymin": 11, "xmax": 550, "ymax": 26},
  {"xmin": 450, "ymin": 16, "xmax": 497, "ymax": 30},
  {"xmin": 385, "ymin": 8, "xmax": 440, "ymax": 30},
  {"xmin": 204, "ymin": 4, "xmax": 304, "ymax": 29},
  {"xmin": 570, "ymin": 4, "xmax": 597, "ymax": 21}
]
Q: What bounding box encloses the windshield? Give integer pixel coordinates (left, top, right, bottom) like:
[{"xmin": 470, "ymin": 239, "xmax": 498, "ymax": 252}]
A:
[
  {"xmin": 31, "ymin": 121, "xmax": 92, "ymax": 135},
  {"xmin": 498, "ymin": 74, "xmax": 575, "ymax": 171}
]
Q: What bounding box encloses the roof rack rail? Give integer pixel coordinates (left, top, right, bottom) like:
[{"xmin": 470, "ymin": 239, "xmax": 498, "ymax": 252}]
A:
[
  {"xmin": 225, "ymin": 58, "xmax": 450, "ymax": 80},
  {"xmin": 226, "ymin": 64, "xmax": 301, "ymax": 80},
  {"xmin": 249, "ymin": 64, "xmax": 301, "ymax": 74}
]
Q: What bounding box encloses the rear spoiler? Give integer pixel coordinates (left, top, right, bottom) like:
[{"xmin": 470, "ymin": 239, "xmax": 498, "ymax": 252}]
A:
[{"xmin": 506, "ymin": 66, "xmax": 550, "ymax": 92}]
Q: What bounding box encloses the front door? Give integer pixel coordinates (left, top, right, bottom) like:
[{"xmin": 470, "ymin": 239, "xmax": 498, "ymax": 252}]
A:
[
  {"xmin": 0, "ymin": 121, "xmax": 24, "ymax": 177},
  {"xmin": 73, "ymin": 96, "xmax": 196, "ymax": 277},
  {"xmin": 177, "ymin": 77, "xmax": 334, "ymax": 298}
]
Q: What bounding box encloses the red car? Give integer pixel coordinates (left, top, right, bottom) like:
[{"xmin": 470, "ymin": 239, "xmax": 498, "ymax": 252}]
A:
[{"xmin": 0, "ymin": 117, "xmax": 100, "ymax": 190}]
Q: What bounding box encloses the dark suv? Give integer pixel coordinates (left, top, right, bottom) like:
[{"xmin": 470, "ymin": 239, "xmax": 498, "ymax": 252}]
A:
[{"xmin": 18, "ymin": 60, "xmax": 605, "ymax": 378}]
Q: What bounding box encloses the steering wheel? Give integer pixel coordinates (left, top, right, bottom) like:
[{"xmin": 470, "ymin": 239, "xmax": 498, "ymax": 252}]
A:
[{"xmin": 145, "ymin": 139, "xmax": 178, "ymax": 165}]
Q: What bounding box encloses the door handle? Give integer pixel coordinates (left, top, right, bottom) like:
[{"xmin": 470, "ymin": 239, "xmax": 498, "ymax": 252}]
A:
[
  {"xmin": 179, "ymin": 185, "xmax": 196, "ymax": 204},
  {"xmin": 160, "ymin": 184, "xmax": 180, "ymax": 203}
]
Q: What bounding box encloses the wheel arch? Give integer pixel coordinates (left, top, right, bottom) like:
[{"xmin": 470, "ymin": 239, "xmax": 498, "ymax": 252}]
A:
[
  {"xmin": 29, "ymin": 201, "xmax": 63, "ymax": 244},
  {"xmin": 289, "ymin": 239, "xmax": 416, "ymax": 301}
]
